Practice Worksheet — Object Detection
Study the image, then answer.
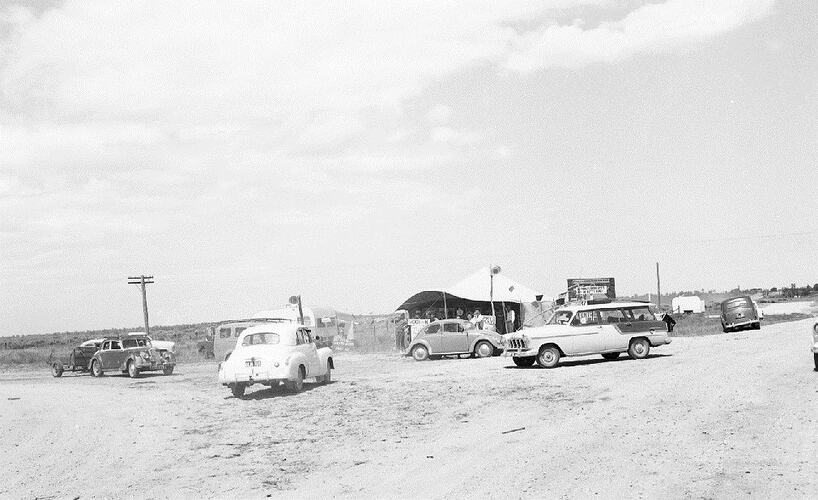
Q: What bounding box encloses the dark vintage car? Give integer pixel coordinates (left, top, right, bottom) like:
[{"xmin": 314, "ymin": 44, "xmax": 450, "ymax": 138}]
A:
[
  {"xmin": 720, "ymin": 296, "xmax": 760, "ymax": 332},
  {"xmin": 406, "ymin": 319, "xmax": 503, "ymax": 361},
  {"xmin": 90, "ymin": 335, "xmax": 175, "ymax": 378},
  {"xmin": 49, "ymin": 338, "xmax": 104, "ymax": 377}
]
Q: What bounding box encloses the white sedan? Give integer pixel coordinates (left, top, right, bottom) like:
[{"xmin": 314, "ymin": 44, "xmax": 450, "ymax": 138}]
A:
[{"xmin": 218, "ymin": 323, "xmax": 334, "ymax": 398}]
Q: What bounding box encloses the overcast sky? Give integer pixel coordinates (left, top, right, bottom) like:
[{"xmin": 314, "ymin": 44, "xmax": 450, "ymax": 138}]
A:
[{"xmin": 1, "ymin": 0, "xmax": 816, "ymax": 335}]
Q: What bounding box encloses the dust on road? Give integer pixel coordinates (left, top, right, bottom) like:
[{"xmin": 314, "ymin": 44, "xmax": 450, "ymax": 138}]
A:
[{"xmin": 1, "ymin": 318, "xmax": 816, "ymax": 499}]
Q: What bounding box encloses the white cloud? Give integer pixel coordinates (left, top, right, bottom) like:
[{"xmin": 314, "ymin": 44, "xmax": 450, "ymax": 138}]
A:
[{"xmin": 505, "ymin": 0, "xmax": 776, "ymax": 72}]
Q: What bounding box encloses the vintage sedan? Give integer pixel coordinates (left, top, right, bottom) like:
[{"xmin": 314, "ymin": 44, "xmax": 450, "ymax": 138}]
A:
[
  {"xmin": 720, "ymin": 295, "xmax": 761, "ymax": 332},
  {"xmin": 812, "ymin": 321, "xmax": 818, "ymax": 371},
  {"xmin": 406, "ymin": 319, "xmax": 503, "ymax": 361},
  {"xmin": 218, "ymin": 323, "xmax": 334, "ymax": 398},
  {"xmin": 502, "ymin": 301, "xmax": 672, "ymax": 368},
  {"xmin": 90, "ymin": 335, "xmax": 176, "ymax": 378}
]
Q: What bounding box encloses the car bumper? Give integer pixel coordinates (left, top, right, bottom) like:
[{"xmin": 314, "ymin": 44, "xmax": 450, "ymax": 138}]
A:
[
  {"xmin": 502, "ymin": 348, "xmax": 537, "ymax": 357},
  {"xmin": 219, "ymin": 367, "xmax": 291, "ymax": 385},
  {"xmin": 134, "ymin": 359, "xmax": 174, "ymax": 371},
  {"xmin": 724, "ymin": 319, "xmax": 758, "ymax": 329}
]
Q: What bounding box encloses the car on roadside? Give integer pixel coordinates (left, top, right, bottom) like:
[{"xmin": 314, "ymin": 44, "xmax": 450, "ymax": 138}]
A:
[
  {"xmin": 812, "ymin": 321, "xmax": 818, "ymax": 371},
  {"xmin": 502, "ymin": 300, "xmax": 672, "ymax": 368},
  {"xmin": 720, "ymin": 296, "xmax": 760, "ymax": 332},
  {"xmin": 89, "ymin": 335, "xmax": 176, "ymax": 378},
  {"xmin": 218, "ymin": 323, "xmax": 334, "ymax": 398},
  {"xmin": 406, "ymin": 319, "xmax": 503, "ymax": 361}
]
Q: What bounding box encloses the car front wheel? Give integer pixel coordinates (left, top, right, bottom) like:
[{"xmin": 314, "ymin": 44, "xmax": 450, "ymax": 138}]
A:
[
  {"xmin": 537, "ymin": 347, "xmax": 560, "ymax": 368},
  {"xmin": 91, "ymin": 360, "xmax": 103, "ymax": 377},
  {"xmin": 628, "ymin": 338, "xmax": 650, "ymax": 359},
  {"xmin": 411, "ymin": 345, "xmax": 429, "ymax": 361},
  {"xmin": 127, "ymin": 360, "xmax": 140, "ymax": 378},
  {"xmin": 51, "ymin": 363, "xmax": 64, "ymax": 377},
  {"xmin": 163, "ymin": 365, "xmax": 174, "ymax": 376},
  {"xmin": 474, "ymin": 341, "xmax": 493, "ymax": 358},
  {"xmin": 512, "ymin": 356, "xmax": 535, "ymax": 367}
]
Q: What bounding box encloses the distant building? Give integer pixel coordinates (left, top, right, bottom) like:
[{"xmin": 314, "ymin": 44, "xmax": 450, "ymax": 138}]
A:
[{"xmin": 671, "ymin": 295, "xmax": 705, "ymax": 314}]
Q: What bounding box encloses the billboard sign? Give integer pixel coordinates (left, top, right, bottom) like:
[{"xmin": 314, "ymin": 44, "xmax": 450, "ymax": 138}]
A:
[{"xmin": 567, "ymin": 278, "xmax": 616, "ymax": 302}]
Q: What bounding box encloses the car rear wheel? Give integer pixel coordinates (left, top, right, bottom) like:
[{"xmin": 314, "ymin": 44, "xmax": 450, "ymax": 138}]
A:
[
  {"xmin": 127, "ymin": 360, "xmax": 140, "ymax": 378},
  {"xmin": 474, "ymin": 341, "xmax": 494, "ymax": 358},
  {"xmin": 628, "ymin": 338, "xmax": 650, "ymax": 359},
  {"xmin": 91, "ymin": 359, "xmax": 103, "ymax": 377},
  {"xmin": 231, "ymin": 384, "xmax": 246, "ymax": 398},
  {"xmin": 411, "ymin": 345, "xmax": 429, "ymax": 361},
  {"xmin": 51, "ymin": 363, "xmax": 64, "ymax": 377},
  {"xmin": 602, "ymin": 352, "xmax": 620, "ymax": 360},
  {"xmin": 287, "ymin": 367, "xmax": 305, "ymax": 392},
  {"xmin": 320, "ymin": 361, "xmax": 332, "ymax": 384},
  {"xmin": 537, "ymin": 347, "xmax": 560, "ymax": 368},
  {"xmin": 512, "ymin": 356, "xmax": 535, "ymax": 367},
  {"xmin": 163, "ymin": 365, "xmax": 174, "ymax": 376}
]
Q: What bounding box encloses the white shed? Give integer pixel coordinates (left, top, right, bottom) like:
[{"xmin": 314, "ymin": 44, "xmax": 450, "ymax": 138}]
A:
[{"xmin": 672, "ymin": 295, "xmax": 705, "ymax": 314}]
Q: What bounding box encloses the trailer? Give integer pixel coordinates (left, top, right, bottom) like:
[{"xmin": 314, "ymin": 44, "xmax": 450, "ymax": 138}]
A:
[{"xmin": 48, "ymin": 340, "xmax": 103, "ymax": 377}]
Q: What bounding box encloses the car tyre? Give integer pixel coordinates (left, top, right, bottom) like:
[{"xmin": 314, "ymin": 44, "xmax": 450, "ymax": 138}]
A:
[
  {"xmin": 231, "ymin": 384, "xmax": 246, "ymax": 398},
  {"xmin": 51, "ymin": 363, "xmax": 64, "ymax": 377},
  {"xmin": 537, "ymin": 346, "xmax": 560, "ymax": 369},
  {"xmin": 814, "ymin": 353, "xmax": 817, "ymax": 372},
  {"xmin": 287, "ymin": 367, "xmax": 305, "ymax": 392},
  {"xmin": 474, "ymin": 341, "xmax": 494, "ymax": 358},
  {"xmin": 411, "ymin": 345, "xmax": 429, "ymax": 361},
  {"xmin": 127, "ymin": 360, "xmax": 140, "ymax": 378},
  {"xmin": 163, "ymin": 365, "xmax": 174, "ymax": 376},
  {"xmin": 512, "ymin": 356, "xmax": 535, "ymax": 367},
  {"xmin": 602, "ymin": 352, "xmax": 620, "ymax": 360},
  {"xmin": 752, "ymin": 322, "xmax": 761, "ymax": 330},
  {"xmin": 321, "ymin": 361, "xmax": 332, "ymax": 384},
  {"xmin": 91, "ymin": 359, "xmax": 103, "ymax": 377},
  {"xmin": 628, "ymin": 338, "xmax": 650, "ymax": 359}
]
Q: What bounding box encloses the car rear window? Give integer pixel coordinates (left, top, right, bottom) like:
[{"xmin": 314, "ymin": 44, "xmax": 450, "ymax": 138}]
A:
[
  {"xmin": 242, "ymin": 333, "xmax": 280, "ymax": 346},
  {"xmin": 724, "ymin": 298, "xmax": 751, "ymax": 310}
]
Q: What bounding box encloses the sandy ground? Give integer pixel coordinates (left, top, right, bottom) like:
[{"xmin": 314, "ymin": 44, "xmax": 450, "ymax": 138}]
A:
[{"xmin": 1, "ymin": 317, "xmax": 817, "ymax": 499}]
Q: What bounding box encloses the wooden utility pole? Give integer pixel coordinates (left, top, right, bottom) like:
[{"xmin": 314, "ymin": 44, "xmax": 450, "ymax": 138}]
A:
[
  {"xmin": 128, "ymin": 275, "xmax": 154, "ymax": 335},
  {"xmin": 656, "ymin": 262, "xmax": 661, "ymax": 309}
]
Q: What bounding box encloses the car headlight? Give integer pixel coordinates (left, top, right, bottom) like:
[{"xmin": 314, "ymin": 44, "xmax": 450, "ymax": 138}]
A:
[{"xmin": 140, "ymin": 351, "xmax": 151, "ymax": 361}]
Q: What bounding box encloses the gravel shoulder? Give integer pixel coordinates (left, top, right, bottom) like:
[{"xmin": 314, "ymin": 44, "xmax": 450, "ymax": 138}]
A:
[{"xmin": 1, "ymin": 318, "xmax": 816, "ymax": 499}]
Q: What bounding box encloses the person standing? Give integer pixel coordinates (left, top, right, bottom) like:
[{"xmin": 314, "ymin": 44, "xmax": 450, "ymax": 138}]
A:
[
  {"xmin": 471, "ymin": 309, "xmax": 483, "ymax": 329},
  {"xmin": 662, "ymin": 312, "xmax": 676, "ymax": 333}
]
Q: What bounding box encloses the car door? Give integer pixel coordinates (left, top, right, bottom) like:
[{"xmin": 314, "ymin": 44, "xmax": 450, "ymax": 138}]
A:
[
  {"xmin": 423, "ymin": 323, "xmax": 443, "ymax": 353},
  {"xmin": 597, "ymin": 308, "xmax": 630, "ymax": 351},
  {"xmin": 567, "ymin": 310, "xmax": 605, "ymax": 354},
  {"xmin": 440, "ymin": 321, "xmax": 469, "ymax": 353},
  {"xmin": 299, "ymin": 328, "xmax": 321, "ymax": 375}
]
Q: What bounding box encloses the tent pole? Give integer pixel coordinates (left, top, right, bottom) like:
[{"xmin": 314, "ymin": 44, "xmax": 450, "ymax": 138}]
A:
[{"xmin": 490, "ymin": 270, "xmax": 496, "ymax": 318}]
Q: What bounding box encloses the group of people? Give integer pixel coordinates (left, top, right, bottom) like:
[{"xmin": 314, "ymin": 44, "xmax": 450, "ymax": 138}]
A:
[{"xmin": 412, "ymin": 307, "xmax": 488, "ymax": 327}]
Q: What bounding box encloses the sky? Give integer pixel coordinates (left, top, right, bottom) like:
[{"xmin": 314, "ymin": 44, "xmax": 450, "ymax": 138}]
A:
[{"xmin": 1, "ymin": 0, "xmax": 816, "ymax": 335}]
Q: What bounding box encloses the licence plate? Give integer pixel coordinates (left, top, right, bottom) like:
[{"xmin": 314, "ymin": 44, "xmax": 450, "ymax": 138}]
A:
[{"xmin": 245, "ymin": 359, "xmax": 261, "ymax": 367}]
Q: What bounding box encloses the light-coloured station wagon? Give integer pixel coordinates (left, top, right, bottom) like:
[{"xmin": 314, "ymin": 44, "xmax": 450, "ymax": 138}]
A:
[{"xmin": 502, "ymin": 300, "xmax": 672, "ymax": 368}]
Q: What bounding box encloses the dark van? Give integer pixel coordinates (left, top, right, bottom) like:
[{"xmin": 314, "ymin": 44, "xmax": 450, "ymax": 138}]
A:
[{"xmin": 720, "ymin": 296, "xmax": 760, "ymax": 332}]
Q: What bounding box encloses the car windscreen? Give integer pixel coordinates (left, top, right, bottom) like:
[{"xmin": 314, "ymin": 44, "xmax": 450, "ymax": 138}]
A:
[
  {"xmin": 241, "ymin": 333, "xmax": 281, "ymax": 346},
  {"xmin": 548, "ymin": 310, "xmax": 573, "ymax": 325},
  {"xmin": 122, "ymin": 338, "xmax": 148, "ymax": 348}
]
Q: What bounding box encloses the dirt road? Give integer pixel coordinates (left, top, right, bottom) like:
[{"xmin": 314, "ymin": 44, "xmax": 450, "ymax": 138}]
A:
[{"xmin": 2, "ymin": 317, "xmax": 816, "ymax": 499}]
